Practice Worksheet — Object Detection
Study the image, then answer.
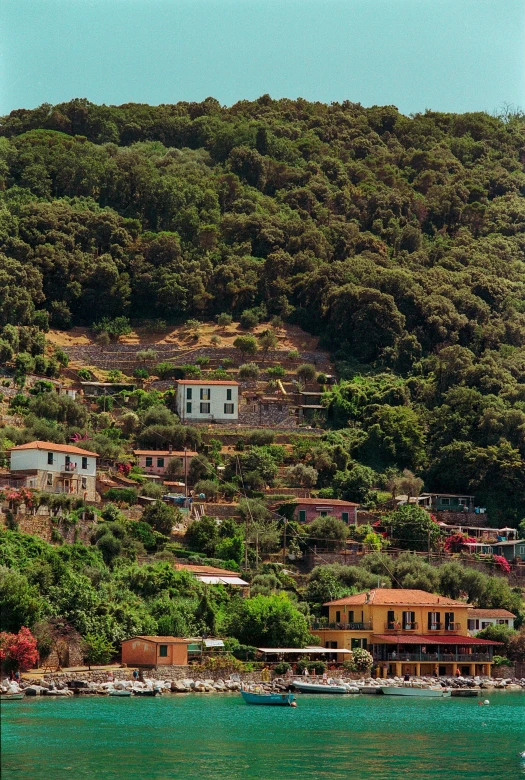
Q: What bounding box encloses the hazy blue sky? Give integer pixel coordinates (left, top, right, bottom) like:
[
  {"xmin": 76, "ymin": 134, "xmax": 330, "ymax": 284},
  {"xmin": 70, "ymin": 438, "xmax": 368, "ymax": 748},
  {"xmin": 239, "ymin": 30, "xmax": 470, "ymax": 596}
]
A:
[{"xmin": 1, "ymin": 0, "xmax": 523, "ymax": 115}]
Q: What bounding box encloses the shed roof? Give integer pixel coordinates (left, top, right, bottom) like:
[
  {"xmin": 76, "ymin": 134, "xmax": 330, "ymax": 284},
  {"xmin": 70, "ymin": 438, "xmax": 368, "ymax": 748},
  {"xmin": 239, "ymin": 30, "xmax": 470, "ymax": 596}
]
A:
[
  {"xmin": 10, "ymin": 441, "xmax": 99, "ymax": 457},
  {"xmin": 289, "ymin": 498, "xmax": 359, "ymax": 507},
  {"xmin": 257, "ymin": 647, "xmax": 353, "ymax": 654},
  {"xmin": 124, "ymin": 636, "xmax": 193, "ymax": 644},
  {"xmin": 133, "ymin": 450, "xmax": 197, "ymax": 457},
  {"xmin": 325, "ymin": 589, "xmax": 466, "ymax": 608},
  {"xmin": 467, "ymin": 608, "xmax": 516, "ymax": 619},
  {"xmin": 493, "ymin": 539, "xmax": 525, "ymax": 546},
  {"xmin": 175, "ymin": 379, "xmax": 239, "ymax": 386}
]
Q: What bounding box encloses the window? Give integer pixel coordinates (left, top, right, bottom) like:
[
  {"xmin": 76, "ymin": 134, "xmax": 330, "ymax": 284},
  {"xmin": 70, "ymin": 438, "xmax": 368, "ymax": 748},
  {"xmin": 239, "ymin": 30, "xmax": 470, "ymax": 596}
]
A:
[
  {"xmin": 335, "ymin": 611, "xmax": 341, "ymax": 623},
  {"xmin": 458, "ymin": 499, "xmax": 467, "ymax": 506},
  {"xmin": 186, "ymin": 402, "xmax": 192, "ymax": 414},
  {"xmin": 47, "ymin": 452, "xmax": 54, "ymax": 465},
  {"xmin": 46, "ymin": 473, "xmax": 53, "ymax": 486},
  {"xmin": 402, "ymin": 611, "xmax": 416, "ymax": 630},
  {"xmin": 224, "ymin": 403, "xmax": 235, "ymax": 414},
  {"xmin": 428, "ymin": 611, "xmax": 441, "ymax": 630},
  {"xmin": 467, "ymin": 619, "xmax": 478, "ymax": 631},
  {"xmin": 351, "ymin": 638, "xmax": 367, "ymax": 649},
  {"xmin": 226, "ymin": 389, "xmax": 232, "ymax": 401},
  {"xmin": 320, "ymin": 510, "xmax": 328, "ymax": 517},
  {"xmin": 342, "ymin": 512, "xmax": 349, "ymax": 524},
  {"xmin": 441, "ymin": 498, "xmax": 450, "ymax": 505},
  {"xmin": 298, "ymin": 510, "xmax": 306, "ymax": 523},
  {"xmin": 387, "ymin": 610, "xmax": 395, "ymax": 629},
  {"xmin": 157, "ymin": 458, "xmax": 165, "ymax": 468},
  {"xmin": 145, "ymin": 457, "xmax": 153, "ymax": 467},
  {"xmin": 200, "ymin": 388, "xmax": 210, "ymax": 401},
  {"xmin": 348, "ymin": 611, "xmax": 354, "ymax": 623},
  {"xmin": 81, "ymin": 456, "xmax": 88, "ymax": 470},
  {"xmin": 445, "ymin": 612, "xmax": 455, "ymax": 630},
  {"xmin": 159, "ymin": 645, "xmax": 168, "ymax": 658},
  {"xmin": 186, "ymin": 388, "xmax": 192, "ymax": 400},
  {"xmin": 81, "ymin": 477, "xmax": 87, "ymax": 490},
  {"xmin": 200, "ymin": 402, "xmax": 210, "ymax": 414}
]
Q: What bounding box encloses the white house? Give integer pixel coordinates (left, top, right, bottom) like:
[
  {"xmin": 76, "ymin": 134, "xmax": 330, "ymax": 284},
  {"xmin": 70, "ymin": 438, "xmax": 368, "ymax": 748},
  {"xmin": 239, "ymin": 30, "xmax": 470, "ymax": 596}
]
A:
[
  {"xmin": 9, "ymin": 441, "xmax": 98, "ymax": 501},
  {"xmin": 176, "ymin": 380, "xmax": 239, "ymax": 422},
  {"xmin": 467, "ymin": 608, "xmax": 516, "ymax": 634}
]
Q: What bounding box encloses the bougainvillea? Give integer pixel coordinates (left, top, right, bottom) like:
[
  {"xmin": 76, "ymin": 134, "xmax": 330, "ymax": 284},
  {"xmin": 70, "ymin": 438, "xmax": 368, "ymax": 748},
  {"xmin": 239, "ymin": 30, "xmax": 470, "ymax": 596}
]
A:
[
  {"xmin": 444, "ymin": 533, "xmax": 477, "ymax": 553},
  {"xmin": 492, "ymin": 555, "xmax": 511, "ymax": 574},
  {"xmin": 0, "ymin": 627, "xmax": 39, "ymax": 672}
]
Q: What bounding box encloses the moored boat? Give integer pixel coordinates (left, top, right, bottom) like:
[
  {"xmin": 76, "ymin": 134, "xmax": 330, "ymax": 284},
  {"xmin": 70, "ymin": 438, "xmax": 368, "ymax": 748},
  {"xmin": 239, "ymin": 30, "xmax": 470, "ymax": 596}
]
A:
[
  {"xmin": 0, "ymin": 693, "xmax": 24, "ymax": 701},
  {"xmin": 241, "ymin": 688, "xmax": 296, "ymax": 706},
  {"xmin": 109, "ymin": 689, "xmax": 132, "ymax": 697},
  {"xmin": 381, "ymin": 685, "xmax": 451, "ymax": 698},
  {"xmin": 292, "ymin": 680, "xmax": 350, "ymax": 695}
]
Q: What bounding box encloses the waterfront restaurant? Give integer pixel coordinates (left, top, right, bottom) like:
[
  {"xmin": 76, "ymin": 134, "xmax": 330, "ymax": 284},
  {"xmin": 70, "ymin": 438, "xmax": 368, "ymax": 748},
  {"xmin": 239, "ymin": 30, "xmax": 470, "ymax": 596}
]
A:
[{"xmin": 312, "ymin": 588, "xmax": 502, "ymax": 677}]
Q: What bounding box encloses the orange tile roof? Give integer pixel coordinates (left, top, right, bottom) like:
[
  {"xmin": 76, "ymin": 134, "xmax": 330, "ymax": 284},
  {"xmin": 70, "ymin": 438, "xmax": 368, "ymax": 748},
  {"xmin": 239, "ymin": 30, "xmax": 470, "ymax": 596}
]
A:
[
  {"xmin": 467, "ymin": 608, "xmax": 516, "ymax": 619},
  {"xmin": 125, "ymin": 636, "xmax": 193, "ymax": 644},
  {"xmin": 133, "ymin": 450, "xmax": 197, "ymax": 457},
  {"xmin": 289, "ymin": 498, "xmax": 359, "ymax": 507},
  {"xmin": 324, "ymin": 589, "xmax": 467, "ymax": 608},
  {"xmin": 10, "ymin": 441, "xmax": 99, "ymax": 457},
  {"xmin": 372, "ymin": 634, "xmax": 503, "ymax": 646},
  {"xmin": 175, "ymin": 379, "xmax": 239, "ymax": 386}
]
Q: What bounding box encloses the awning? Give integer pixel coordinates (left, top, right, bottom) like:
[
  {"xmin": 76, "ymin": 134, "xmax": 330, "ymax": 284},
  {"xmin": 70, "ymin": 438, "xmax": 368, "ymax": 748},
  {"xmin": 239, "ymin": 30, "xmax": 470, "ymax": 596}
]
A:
[
  {"xmin": 197, "ymin": 575, "xmax": 249, "ymax": 586},
  {"xmin": 204, "ymin": 639, "xmax": 224, "ymax": 648},
  {"xmin": 257, "ymin": 647, "xmax": 354, "ymax": 654},
  {"xmin": 372, "ymin": 634, "xmax": 503, "ymax": 646}
]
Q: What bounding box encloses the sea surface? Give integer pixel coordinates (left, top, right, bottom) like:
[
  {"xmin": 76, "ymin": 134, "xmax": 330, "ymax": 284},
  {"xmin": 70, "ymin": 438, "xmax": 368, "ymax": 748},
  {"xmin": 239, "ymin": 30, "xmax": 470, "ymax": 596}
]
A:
[{"xmin": 1, "ymin": 691, "xmax": 524, "ymax": 780}]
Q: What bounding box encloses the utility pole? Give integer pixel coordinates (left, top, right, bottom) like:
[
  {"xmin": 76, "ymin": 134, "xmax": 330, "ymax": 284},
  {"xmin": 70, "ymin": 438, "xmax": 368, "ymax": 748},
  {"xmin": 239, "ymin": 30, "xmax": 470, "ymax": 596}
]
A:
[
  {"xmin": 282, "ymin": 518, "xmax": 287, "ymax": 564},
  {"xmin": 244, "ymin": 514, "xmax": 249, "ymax": 570},
  {"xmin": 184, "ymin": 446, "xmax": 188, "ymax": 498}
]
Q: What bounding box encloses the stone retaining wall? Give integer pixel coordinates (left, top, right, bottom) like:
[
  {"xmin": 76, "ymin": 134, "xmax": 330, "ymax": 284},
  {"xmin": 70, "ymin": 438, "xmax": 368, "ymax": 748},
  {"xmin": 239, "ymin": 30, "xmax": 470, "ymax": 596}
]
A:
[{"xmin": 39, "ymin": 667, "xmax": 264, "ymax": 684}]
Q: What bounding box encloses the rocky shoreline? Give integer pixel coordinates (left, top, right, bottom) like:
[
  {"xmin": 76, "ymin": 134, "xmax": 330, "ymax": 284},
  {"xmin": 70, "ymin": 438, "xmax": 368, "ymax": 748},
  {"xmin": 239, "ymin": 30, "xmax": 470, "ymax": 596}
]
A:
[{"xmin": 3, "ymin": 672, "xmax": 525, "ymax": 697}]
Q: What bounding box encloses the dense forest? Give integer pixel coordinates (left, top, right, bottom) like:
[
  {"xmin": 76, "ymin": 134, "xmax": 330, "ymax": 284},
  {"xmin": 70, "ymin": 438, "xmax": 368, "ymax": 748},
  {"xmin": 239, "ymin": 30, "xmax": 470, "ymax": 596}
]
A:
[{"xmin": 1, "ymin": 98, "xmax": 525, "ymax": 521}]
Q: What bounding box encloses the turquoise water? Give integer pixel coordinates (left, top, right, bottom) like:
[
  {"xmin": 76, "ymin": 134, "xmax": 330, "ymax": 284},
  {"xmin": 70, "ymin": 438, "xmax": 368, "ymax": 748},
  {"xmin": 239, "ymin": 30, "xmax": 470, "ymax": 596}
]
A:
[{"xmin": 1, "ymin": 692, "xmax": 524, "ymax": 780}]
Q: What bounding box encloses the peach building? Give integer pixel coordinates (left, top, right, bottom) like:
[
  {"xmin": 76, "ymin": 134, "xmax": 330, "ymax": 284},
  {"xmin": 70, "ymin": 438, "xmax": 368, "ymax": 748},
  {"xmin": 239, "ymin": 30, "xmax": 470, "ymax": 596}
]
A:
[
  {"xmin": 121, "ymin": 636, "xmax": 193, "ymax": 667},
  {"xmin": 133, "ymin": 449, "xmax": 197, "ymax": 478}
]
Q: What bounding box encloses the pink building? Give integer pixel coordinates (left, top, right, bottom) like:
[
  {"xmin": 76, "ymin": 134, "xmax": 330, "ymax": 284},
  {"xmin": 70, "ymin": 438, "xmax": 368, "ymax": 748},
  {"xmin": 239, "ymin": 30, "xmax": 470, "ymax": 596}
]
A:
[
  {"xmin": 133, "ymin": 449, "xmax": 197, "ymax": 478},
  {"xmin": 292, "ymin": 498, "xmax": 359, "ymax": 525}
]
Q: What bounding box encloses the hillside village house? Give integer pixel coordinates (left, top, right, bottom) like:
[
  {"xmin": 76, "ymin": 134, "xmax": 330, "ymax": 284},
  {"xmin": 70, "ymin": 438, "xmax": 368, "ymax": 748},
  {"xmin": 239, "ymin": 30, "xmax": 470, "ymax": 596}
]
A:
[
  {"xmin": 8, "ymin": 441, "xmax": 98, "ymax": 501},
  {"xmin": 173, "ymin": 562, "xmax": 249, "ymax": 591},
  {"xmin": 491, "ymin": 538, "xmax": 525, "ymax": 562},
  {"xmin": 133, "ymin": 449, "xmax": 197, "ymax": 478},
  {"xmin": 290, "ymin": 498, "xmax": 359, "ymax": 525},
  {"xmin": 176, "ymin": 380, "xmax": 239, "ymax": 422},
  {"xmin": 121, "ymin": 636, "xmax": 193, "ymax": 668},
  {"xmin": 311, "ymin": 589, "xmax": 501, "ymax": 677},
  {"xmin": 467, "ymin": 608, "xmax": 516, "ymax": 634}
]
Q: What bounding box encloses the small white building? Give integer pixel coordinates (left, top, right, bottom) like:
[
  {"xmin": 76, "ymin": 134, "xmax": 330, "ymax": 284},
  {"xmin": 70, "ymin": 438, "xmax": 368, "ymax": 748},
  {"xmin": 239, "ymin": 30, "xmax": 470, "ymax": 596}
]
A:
[
  {"xmin": 9, "ymin": 441, "xmax": 98, "ymax": 501},
  {"xmin": 176, "ymin": 380, "xmax": 239, "ymax": 422},
  {"xmin": 467, "ymin": 608, "xmax": 516, "ymax": 634}
]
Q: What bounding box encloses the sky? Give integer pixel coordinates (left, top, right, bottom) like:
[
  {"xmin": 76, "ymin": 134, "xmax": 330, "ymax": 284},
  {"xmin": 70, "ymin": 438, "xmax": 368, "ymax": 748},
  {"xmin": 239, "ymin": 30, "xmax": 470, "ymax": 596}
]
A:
[{"xmin": 1, "ymin": 0, "xmax": 523, "ymax": 116}]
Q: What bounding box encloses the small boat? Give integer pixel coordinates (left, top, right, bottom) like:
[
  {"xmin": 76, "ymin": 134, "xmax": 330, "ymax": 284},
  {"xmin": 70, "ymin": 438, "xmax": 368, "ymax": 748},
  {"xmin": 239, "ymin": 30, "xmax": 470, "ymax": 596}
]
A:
[
  {"xmin": 241, "ymin": 688, "xmax": 296, "ymax": 706},
  {"xmin": 109, "ymin": 689, "xmax": 132, "ymax": 697},
  {"xmin": 292, "ymin": 680, "xmax": 350, "ymax": 695},
  {"xmin": 381, "ymin": 685, "xmax": 451, "ymax": 698},
  {"xmin": 0, "ymin": 693, "xmax": 24, "ymax": 701},
  {"xmin": 133, "ymin": 688, "xmax": 162, "ymax": 697}
]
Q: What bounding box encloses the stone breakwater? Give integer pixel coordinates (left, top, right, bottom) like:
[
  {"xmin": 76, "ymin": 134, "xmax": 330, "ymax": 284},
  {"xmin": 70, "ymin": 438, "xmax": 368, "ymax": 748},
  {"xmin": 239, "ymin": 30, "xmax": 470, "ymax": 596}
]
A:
[{"xmin": 4, "ymin": 672, "xmax": 525, "ymax": 697}]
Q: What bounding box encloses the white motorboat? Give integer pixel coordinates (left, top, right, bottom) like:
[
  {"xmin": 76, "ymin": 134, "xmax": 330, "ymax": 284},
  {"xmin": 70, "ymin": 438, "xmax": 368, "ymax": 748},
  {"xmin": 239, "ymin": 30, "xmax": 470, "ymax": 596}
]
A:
[
  {"xmin": 381, "ymin": 685, "xmax": 451, "ymax": 698},
  {"xmin": 292, "ymin": 680, "xmax": 351, "ymax": 695}
]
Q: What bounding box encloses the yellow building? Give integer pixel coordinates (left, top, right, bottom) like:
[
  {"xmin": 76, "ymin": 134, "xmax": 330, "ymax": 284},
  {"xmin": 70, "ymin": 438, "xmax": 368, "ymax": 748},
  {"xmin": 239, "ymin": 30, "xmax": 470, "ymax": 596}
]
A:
[{"xmin": 311, "ymin": 589, "xmax": 500, "ymax": 677}]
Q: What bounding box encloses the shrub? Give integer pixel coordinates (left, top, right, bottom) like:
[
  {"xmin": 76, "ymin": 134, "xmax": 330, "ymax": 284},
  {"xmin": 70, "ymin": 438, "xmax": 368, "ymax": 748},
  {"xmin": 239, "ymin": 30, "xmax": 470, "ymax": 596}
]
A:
[
  {"xmin": 133, "ymin": 368, "xmax": 149, "ymax": 380},
  {"xmin": 233, "ymin": 335, "xmax": 258, "ymax": 359},
  {"xmin": 217, "ymin": 313, "xmax": 232, "ymax": 326},
  {"xmin": 142, "ymin": 501, "xmax": 177, "ymax": 536},
  {"xmin": 210, "ymin": 335, "xmax": 221, "ymax": 346},
  {"xmin": 240, "ymin": 309, "xmax": 259, "ymax": 329},
  {"xmin": 317, "ymin": 373, "xmax": 327, "ymax": 384},
  {"xmin": 180, "ymin": 364, "xmax": 202, "ymax": 378},
  {"xmin": 137, "ymin": 349, "xmax": 158, "ymax": 362},
  {"xmin": 77, "ymin": 368, "xmax": 93, "ymax": 381},
  {"xmin": 93, "ymin": 316, "xmax": 132, "ymax": 341},
  {"xmin": 273, "ymin": 661, "xmax": 291, "ymax": 675},
  {"xmin": 195, "ymin": 356, "xmax": 210, "ymax": 366},
  {"xmin": 140, "ymin": 481, "xmax": 164, "ymax": 499},
  {"xmin": 246, "ymin": 430, "xmax": 275, "ymax": 445},
  {"xmin": 155, "ymin": 362, "xmax": 177, "ymax": 379},
  {"xmin": 287, "ymin": 349, "xmax": 300, "ymax": 360},
  {"xmin": 104, "ymin": 488, "xmax": 138, "ymax": 505},
  {"xmin": 239, "ymin": 362, "xmax": 260, "ymax": 379},
  {"xmin": 194, "ymin": 480, "xmax": 220, "ymax": 500},
  {"xmin": 266, "ymin": 365, "xmax": 286, "ymax": 378},
  {"xmin": 221, "ymin": 358, "xmax": 234, "ymax": 368}
]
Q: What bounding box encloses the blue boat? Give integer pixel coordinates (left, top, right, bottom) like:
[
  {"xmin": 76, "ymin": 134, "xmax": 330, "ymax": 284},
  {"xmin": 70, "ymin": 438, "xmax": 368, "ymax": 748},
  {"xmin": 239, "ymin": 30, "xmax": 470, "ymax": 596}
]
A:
[{"xmin": 241, "ymin": 688, "xmax": 296, "ymax": 706}]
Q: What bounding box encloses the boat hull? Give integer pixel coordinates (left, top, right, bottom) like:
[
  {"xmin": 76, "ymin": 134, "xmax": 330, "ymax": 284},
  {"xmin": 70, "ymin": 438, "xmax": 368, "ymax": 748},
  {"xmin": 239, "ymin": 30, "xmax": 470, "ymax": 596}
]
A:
[
  {"xmin": 109, "ymin": 690, "xmax": 132, "ymax": 697},
  {"xmin": 381, "ymin": 686, "xmax": 451, "ymax": 698},
  {"xmin": 292, "ymin": 681, "xmax": 349, "ymax": 695},
  {"xmin": 241, "ymin": 690, "xmax": 295, "ymax": 706},
  {"xmin": 0, "ymin": 693, "xmax": 24, "ymax": 701}
]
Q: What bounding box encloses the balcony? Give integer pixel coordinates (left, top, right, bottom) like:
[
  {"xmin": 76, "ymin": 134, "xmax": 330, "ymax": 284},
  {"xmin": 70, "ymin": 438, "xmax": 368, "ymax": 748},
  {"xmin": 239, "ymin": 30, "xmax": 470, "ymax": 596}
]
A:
[
  {"xmin": 61, "ymin": 463, "xmax": 78, "ymax": 473},
  {"xmin": 378, "ymin": 652, "xmax": 491, "ymax": 663},
  {"xmin": 311, "ymin": 621, "xmax": 373, "ymax": 632},
  {"xmin": 384, "ymin": 622, "xmax": 419, "ymax": 632}
]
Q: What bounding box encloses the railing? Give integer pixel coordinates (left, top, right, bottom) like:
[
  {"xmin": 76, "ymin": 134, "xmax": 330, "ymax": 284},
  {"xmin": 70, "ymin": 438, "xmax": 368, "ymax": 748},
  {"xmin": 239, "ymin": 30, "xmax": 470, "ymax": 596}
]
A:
[
  {"xmin": 311, "ymin": 622, "xmax": 373, "ymax": 631},
  {"xmin": 379, "ymin": 652, "xmax": 491, "ymax": 663},
  {"xmin": 384, "ymin": 623, "xmax": 419, "ymax": 631},
  {"xmin": 443, "ymin": 623, "xmax": 461, "ymax": 632},
  {"xmin": 62, "ymin": 463, "xmax": 78, "ymax": 473}
]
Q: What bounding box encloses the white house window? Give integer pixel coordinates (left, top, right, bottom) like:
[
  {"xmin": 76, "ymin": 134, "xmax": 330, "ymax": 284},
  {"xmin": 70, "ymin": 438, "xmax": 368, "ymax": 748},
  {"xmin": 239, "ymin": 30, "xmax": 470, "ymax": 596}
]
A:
[
  {"xmin": 226, "ymin": 389, "xmax": 232, "ymax": 401},
  {"xmin": 224, "ymin": 403, "xmax": 234, "ymax": 414},
  {"xmin": 81, "ymin": 456, "xmax": 88, "ymax": 469},
  {"xmin": 186, "ymin": 402, "xmax": 192, "ymax": 413},
  {"xmin": 200, "ymin": 402, "xmax": 210, "ymax": 413},
  {"xmin": 200, "ymin": 389, "xmax": 210, "ymax": 401},
  {"xmin": 46, "ymin": 473, "xmax": 53, "ymax": 486},
  {"xmin": 186, "ymin": 388, "xmax": 192, "ymax": 400},
  {"xmin": 47, "ymin": 452, "xmax": 54, "ymax": 465}
]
